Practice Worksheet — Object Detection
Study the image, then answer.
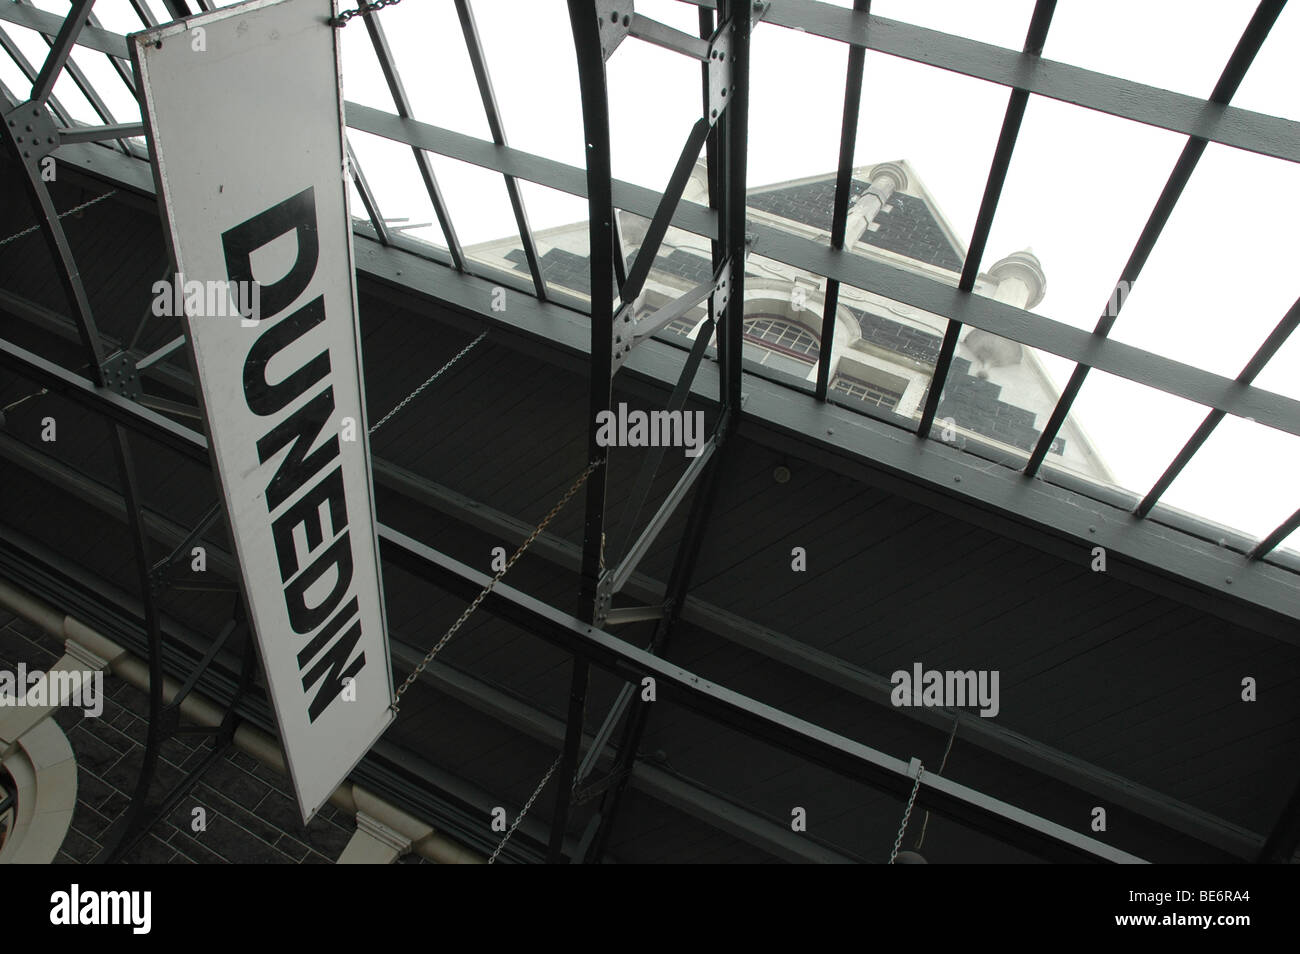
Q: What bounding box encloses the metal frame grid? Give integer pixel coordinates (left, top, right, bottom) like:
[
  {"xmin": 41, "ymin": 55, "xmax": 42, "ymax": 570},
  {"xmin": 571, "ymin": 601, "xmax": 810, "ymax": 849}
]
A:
[{"xmin": 1, "ymin": 0, "xmax": 1298, "ymax": 865}]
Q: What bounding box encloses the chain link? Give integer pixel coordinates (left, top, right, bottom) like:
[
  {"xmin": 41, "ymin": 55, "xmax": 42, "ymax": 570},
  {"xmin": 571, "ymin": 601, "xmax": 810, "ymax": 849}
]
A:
[
  {"xmin": 0, "ymin": 191, "xmax": 117, "ymax": 249},
  {"xmin": 889, "ymin": 763, "xmax": 924, "ymax": 864},
  {"xmin": 369, "ymin": 330, "xmax": 486, "ymax": 436},
  {"xmin": 391, "ymin": 458, "xmax": 604, "ymax": 710},
  {"xmin": 487, "ymin": 755, "xmax": 562, "ymax": 864},
  {"xmin": 328, "ymin": 0, "xmax": 403, "ymax": 27}
]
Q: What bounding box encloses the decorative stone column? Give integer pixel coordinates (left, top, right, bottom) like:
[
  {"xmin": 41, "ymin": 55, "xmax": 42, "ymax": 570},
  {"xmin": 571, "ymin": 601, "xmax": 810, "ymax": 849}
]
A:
[
  {"xmin": 337, "ymin": 811, "xmax": 413, "ymax": 864},
  {"xmin": 964, "ymin": 249, "xmax": 1046, "ymax": 376},
  {"xmin": 843, "ymin": 161, "xmax": 908, "ymax": 248}
]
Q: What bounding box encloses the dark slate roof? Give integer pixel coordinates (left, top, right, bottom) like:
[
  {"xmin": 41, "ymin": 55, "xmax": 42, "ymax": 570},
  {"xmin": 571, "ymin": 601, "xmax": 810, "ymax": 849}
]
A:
[{"xmin": 746, "ymin": 177, "xmax": 964, "ymax": 272}]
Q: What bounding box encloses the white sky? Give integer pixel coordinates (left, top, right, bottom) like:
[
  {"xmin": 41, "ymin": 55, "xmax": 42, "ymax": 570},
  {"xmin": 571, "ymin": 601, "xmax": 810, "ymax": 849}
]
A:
[{"xmin": 3, "ymin": 0, "xmax": 1297, "ymax": 554}]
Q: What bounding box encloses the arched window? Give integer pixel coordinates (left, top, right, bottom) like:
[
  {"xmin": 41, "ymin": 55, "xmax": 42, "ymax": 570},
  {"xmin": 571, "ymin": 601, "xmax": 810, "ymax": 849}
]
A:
[{"xmin": 743, "ymin": 316, "xmax": 820, "ymax": 361}]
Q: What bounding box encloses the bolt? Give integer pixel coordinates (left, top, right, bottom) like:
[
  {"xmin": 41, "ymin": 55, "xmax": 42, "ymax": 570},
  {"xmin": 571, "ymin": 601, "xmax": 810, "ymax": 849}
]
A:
[
  {"xmin": 622, "ymin": 15, "xmax": 629, "ymax": 26},
  {"xmin": 954, "ymin": 475, "xmax": 961, "ymax": 483},
  {"xmin": 25, "ymin": 124, "xmax": 32, "ymax": 132},
  {"xmin": 14, "ymin": 136, "xmax": 21, "ymax": 143},
  {"xmin": 711, "ymin": 109, "xmax": 718, "ymax": 118},
  {"xmin": 610, "ymin": 10, "xmax": 618, "ymax": 21},
  {"xmin": 1225, "ymin": 577, "xmax": 1233, "ymax": 585},
  {"xmin": 47, "ymin": 137, "xmax": 54, "ymax": 144}
]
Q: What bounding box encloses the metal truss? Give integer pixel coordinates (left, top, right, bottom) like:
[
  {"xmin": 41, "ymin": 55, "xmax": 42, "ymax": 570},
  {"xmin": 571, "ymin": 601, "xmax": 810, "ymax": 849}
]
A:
[{"xmin": 2, "ymin": 0, "xmax": 1298, "ymax": 865}]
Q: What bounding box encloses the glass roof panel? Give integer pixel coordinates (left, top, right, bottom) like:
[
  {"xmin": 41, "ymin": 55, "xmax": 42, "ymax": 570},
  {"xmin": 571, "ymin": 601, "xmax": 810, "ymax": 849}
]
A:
[
  {"xmin": 428, "ymin": 153, "xmax": 529, "ymax": 287},
  {"xmin": 1108, "ymin": 143, "xmax": 1300, "ymax": 380},
  {"xmin": 345, "ymin": 127, "xmax": 449, "ymax": 253},
  {"xmin": 606, "ymin": 20, "xmax": 703, "ymax": 192},
  {"xmin": 868, "ymin": 0, "xmax": 1037, "ymax": 51},
  {"xmin": 845, "ymin": 52, "xmax": 1012, "ymax": 267},
  {"xmin": 1233, "ymin": 0, "xmax": 1300, "ymax": 122},
  {"xmin": 1041, "ymin": 369, "xmax": 1207, "ymax": 502},
  {"xmin": 747, "ymin": 23, "xmax": 846, "ymax": 210},
  {"xmin": 1042, "ymin": 0, "xmax": 1258, "ymax": 99},
  {"xmin": 978, "ymin": 94, "xmax": 1188, "ymax": 333},
  {"xmin": 520, "ymin": 180, "xmax": 591, "ymax": 306},
  {"xmin": 378, "ymin": 1, "xmax": 493, "ymax": 142},
  {"xmin": 1252, "ymin": 318, "xmax": 1300, "ymax": 402},
  {"xmin": 473, "ymin": 0, "xmax": 584, "ymax": 169},
  {"xmin": 1160, "ymin": 416, "xmax": 1300, "ymax": 545},
  {"xmin": 338, "ymin": 8, "xmax": 408, "ymax": 113}
]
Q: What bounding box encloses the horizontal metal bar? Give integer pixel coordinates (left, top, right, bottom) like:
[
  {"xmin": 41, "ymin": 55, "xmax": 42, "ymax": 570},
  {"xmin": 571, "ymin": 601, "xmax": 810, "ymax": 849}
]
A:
[
  {"xmin": 378, "ymin": 523, "xmax": 1147, "ymax": 863},
  {"xmin": 344, "ymin": 101, "xmax": 1300, "ymax": 438},
  {"xmin": 629, "ymin": 12, "xmax": 711, "ymax": 59},
  {"xmin": 757, "ymin": 0, "xmax": 1300, "ymax": 165},
  {"xmin": 603, "ymin": 605, "xmax": 665, "ymax": 624},
  {"xmin": 0, "ymin": 349, "xmax": 1275, "ymax": 862},
  {"xmin": 59, "ymin": 122, "xmax": 144, "ymax": 144}
]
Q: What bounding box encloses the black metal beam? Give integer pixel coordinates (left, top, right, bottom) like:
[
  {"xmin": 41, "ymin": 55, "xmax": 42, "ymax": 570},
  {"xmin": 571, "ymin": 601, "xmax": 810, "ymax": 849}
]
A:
[
  {"xmin": 1024, "ymin": 0, "xmax": 1286, "ymax": 477},
  {"xmin": 27, "ymin": 0, "xmax": 92, "ymax": 108},
  {"xmin": 378, "ymin": 523, "xmax": 1144, "ymax": 863},
  {"xmin": 916, "ymin": 0, "xmax": 1054, "ymax": 441},
  {"xmin": 548, "ymin": 0, "xmax": 620, "ymax": 863},
  {"xmin": 454, "ymin": 0, "xmax": 546, "ymax": 301},
  {"xmin": 1137, "ymin": 295, "xmax": 1300, "ymax": 519},
  {"xmin": 364, "ymin": 12, "xmax": 466, "ymax": 270},
  {"xmin": 814, "ymin": 0, "xmax": 868, "ymax": 402}
]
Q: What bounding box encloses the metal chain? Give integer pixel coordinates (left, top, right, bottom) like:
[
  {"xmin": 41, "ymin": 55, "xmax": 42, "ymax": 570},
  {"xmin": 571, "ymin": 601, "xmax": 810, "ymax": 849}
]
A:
[
  {"xmin": 487, "ymin": 755, "xmax": 562, "ymax": 864},
  {"xmin": 889, "ymin": 763, "xmax": 924, "ymax": 864},
  {"xmin": 328, "ymin": 0, "xmax": 403, "ymax": 27},
  {"xmin": 0, "ymin": 190, "xmax": 117, "ymax": 249},
  {"xmin": 913, "ymin": 715, "xmax": 960, "ymax": 851},
  {"xmin": 391, "ymin": 457, "xmax": 604, "ymax": 709},
  {"xmin": 369, "ymin": 330, "xmax": 486, "ymax": 436}
]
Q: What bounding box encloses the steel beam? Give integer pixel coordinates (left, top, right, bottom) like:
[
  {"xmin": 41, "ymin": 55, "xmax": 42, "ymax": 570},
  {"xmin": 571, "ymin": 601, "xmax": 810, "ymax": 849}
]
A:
[
  {"xmin": 918, "ymin": 0, "xmax": 1055, "ymax": 440},
  {"xmin": 363, "ymin": 13, "xmax": 465, "ymax": 270},
  {"xmin": 377, "ymin": 523, "xmax": 1147, "ymax": 863},
  {"xmin": 814, "ymin": 0, "xmax": 868, "ymax": 402},
  {"xmin": 751, "ymin": 0, "xmax": 1300, "ymax": 164},
  {"xmin": 0, "ymin": 427, "xmax": 1264, "ymax": 860},
  {"xmin": 1024, "ymin": 0, "xmax": 1286, "ymax": 476},
  {"xmin": 453, "ymin": 0, "xmax": 546, "ymax": 300},
  {"xmin": 1137, "ymin": 295, "xmax": 1300, "ymax": 520}
]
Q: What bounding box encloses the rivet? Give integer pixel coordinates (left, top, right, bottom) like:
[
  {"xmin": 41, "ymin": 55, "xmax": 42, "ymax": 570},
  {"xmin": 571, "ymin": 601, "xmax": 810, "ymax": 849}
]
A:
[
  {"xmin": 25, "ymin": 124, "xmax": 32, "ymax": 132},
  {"xmin": 622, "ymin": 15, "xmax": 629, "ymax": 26},
  {"xmin": 610, "ymin": 10, "xmax": 618, "ymax": 20},
  {"xmin": 1225, "ymin": 577, "xmax": 1233, "ymax": 585},
  {"xmin": 711, "ymin": 109, "xmax": 717, "ymax": 118},
  {"xmin": 954, "ymin": 475, "xmax": 961, "ymax": 483},
  {"xmin": 47, "ymin": 137, "xmax": 54, "ymax": 144}
]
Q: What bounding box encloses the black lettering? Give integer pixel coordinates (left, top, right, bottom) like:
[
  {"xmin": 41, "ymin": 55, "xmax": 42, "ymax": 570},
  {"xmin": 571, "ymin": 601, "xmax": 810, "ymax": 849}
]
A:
[
  {"xmin": 284, "ymin": 531, "xmax": 353, "ymax": 635},
  {"xmin": 244, "ymin": 295, "xmax": 330, "ymax": 417},
  {"xmin": 302, "ymin": 619, "xmax": 365, "ymax": 723},
  {"xmin": 257, "ymin": 387, "xmax": 339, "ymax": 513},
  {"xmin": 297, "ymin": 596, "xmax": 359, "ymax": 671},
  {"xmin": 271, "ymin": 466, "xmax": 347, "ymax": 581},
  {"xmin": 222, "ymin": 186, "xmax": 319, "ymax": 317}
]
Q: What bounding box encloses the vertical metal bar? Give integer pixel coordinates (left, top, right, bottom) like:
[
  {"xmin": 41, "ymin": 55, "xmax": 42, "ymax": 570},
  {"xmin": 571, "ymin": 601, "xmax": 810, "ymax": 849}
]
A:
[
  {"xmin": 1024, "ymin": 0, "xmax": 1285, "ymax": 477},
  {"xmin": 582, "ymin": 0, "xmax": 753, "ymax": 863},
  {"xmin": 454, "ymin": 0, "xmax": 547, "ymax": 300},
  {"xmin": 27, "ymin": 0, "xmax": 93, "ymax": 108},
  {"xmin": 917, "ymin": 0, "xmax": 1055, "ymax": 440},
  {"xmin": 1251, "ymin": 509, "xmax": 1300, "ymax": 561},
  {"xmin": 364, "ymin": 13, "xmax": 466, "ymax": 271},
  {"xmin": 814, "ymin": 0, "xmax": 869, "ymax": 402},
  {"xmin": 346, "ymin": 139, "xmax": 391, "ymax": 245},
  {"xmin": 551, "ymin": 0, "xmax": 619, "ymax": 863},
  {"xmin": 1136, "ymin": 296, "xmax": 1300, "ymax": 518}
]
